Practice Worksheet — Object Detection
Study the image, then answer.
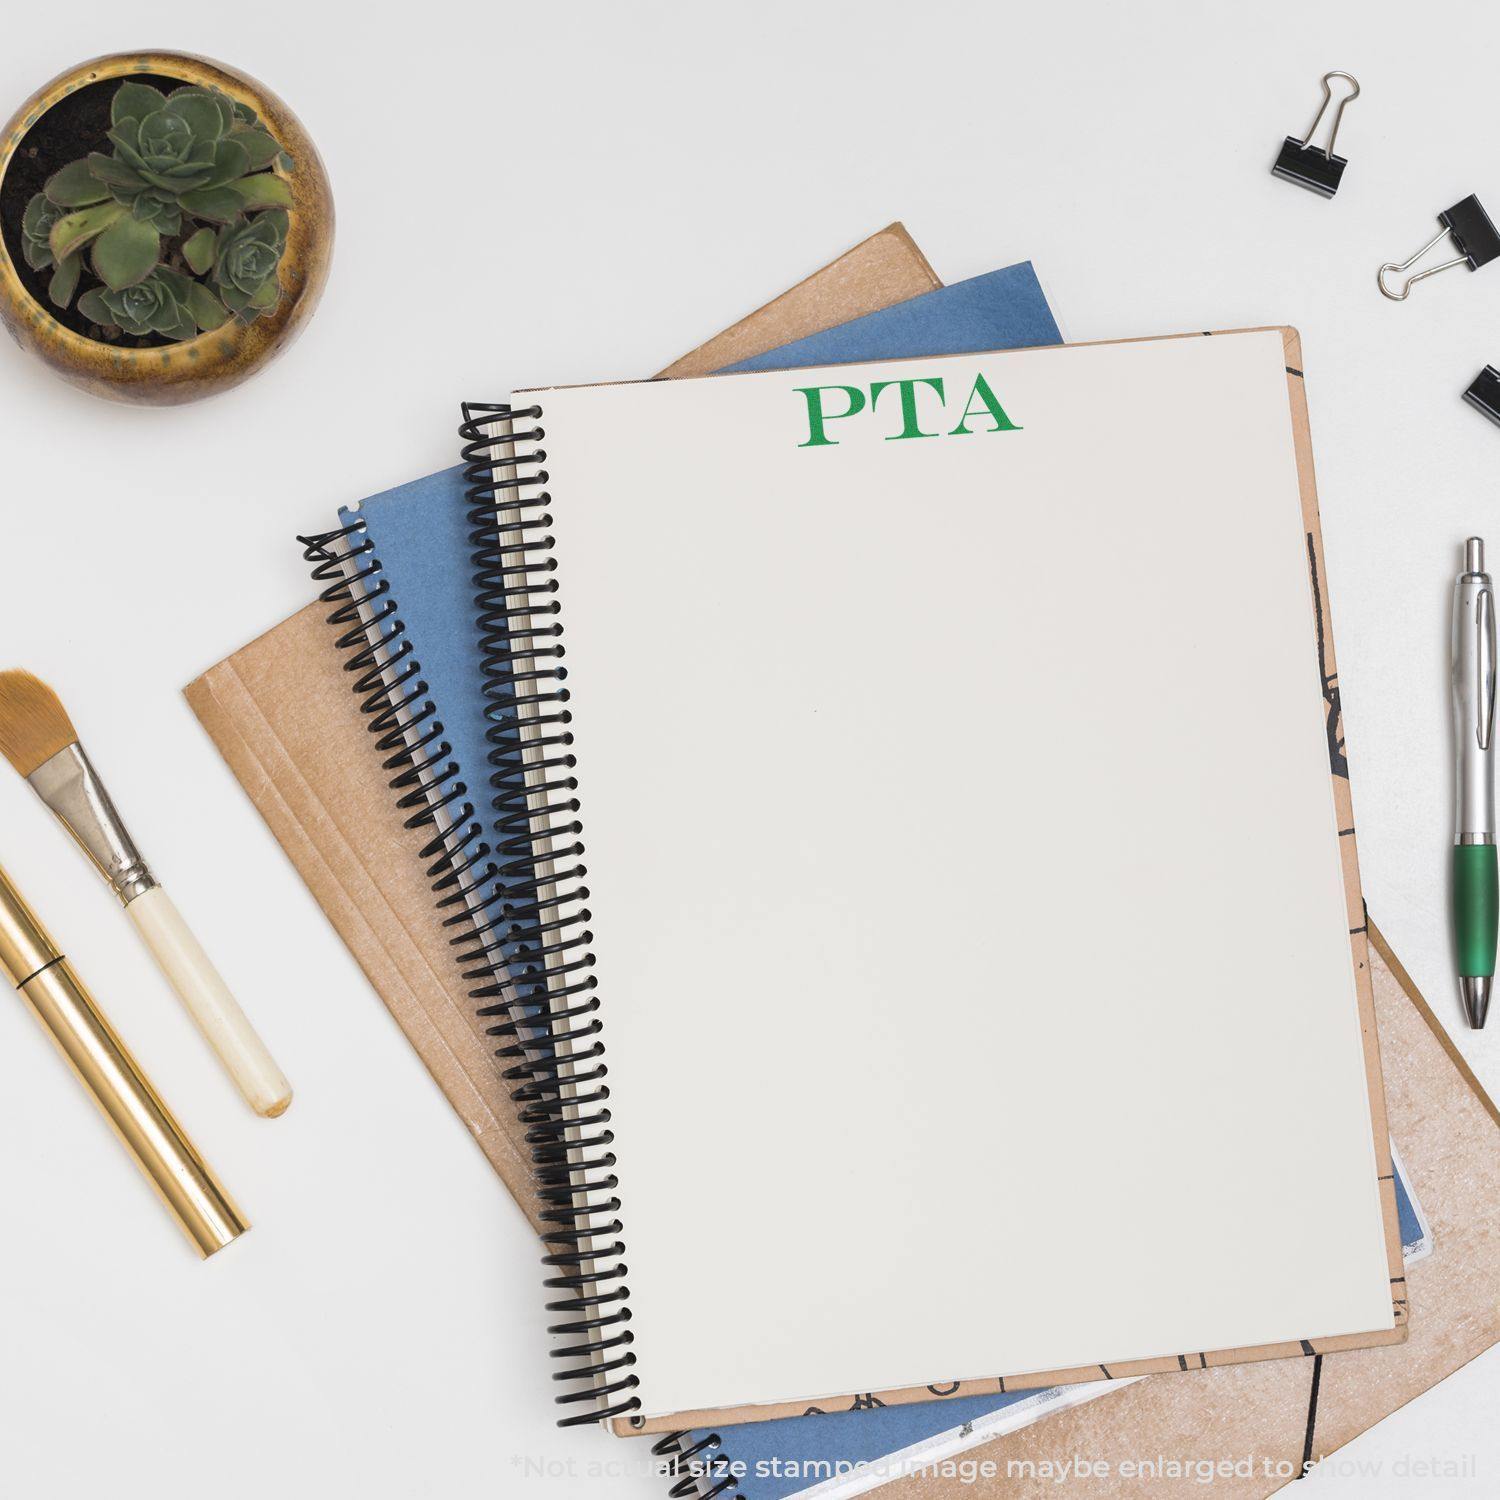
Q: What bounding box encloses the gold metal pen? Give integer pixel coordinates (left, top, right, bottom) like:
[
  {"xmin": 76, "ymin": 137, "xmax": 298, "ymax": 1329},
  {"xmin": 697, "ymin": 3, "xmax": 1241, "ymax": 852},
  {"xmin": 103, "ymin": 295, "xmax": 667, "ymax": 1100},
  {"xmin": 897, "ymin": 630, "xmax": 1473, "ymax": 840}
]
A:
[{"xmin": 0, "ymin": 860, "xmax": 248, "ymax": 1257}]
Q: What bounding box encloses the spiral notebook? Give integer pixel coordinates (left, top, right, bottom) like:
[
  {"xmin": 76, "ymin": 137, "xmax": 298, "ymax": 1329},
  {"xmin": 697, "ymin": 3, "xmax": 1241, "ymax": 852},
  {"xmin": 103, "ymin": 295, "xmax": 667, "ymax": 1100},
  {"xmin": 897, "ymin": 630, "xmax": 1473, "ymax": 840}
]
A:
[
  {"xmin": 289, "ymin": 286, "xmax": 1417, "ymax": 1473},
  {"xmin": 283, "ymin": 268, "xmax": 1432, "ymax": 1491},
  {"xmin": 435, "ymin": 327, "xmax": 1406, "ymax": 1434},
  {"xmin": 184, "ymin": 234, "xmax": 1497, "ymax": 1488}
]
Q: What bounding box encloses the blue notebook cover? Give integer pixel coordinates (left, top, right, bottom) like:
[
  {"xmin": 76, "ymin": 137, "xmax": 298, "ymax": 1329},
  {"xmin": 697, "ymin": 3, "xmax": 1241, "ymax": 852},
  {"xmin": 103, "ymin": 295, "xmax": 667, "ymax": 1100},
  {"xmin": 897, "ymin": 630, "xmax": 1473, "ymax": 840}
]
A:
[
  {"xmin": 689, "ymin": 1387, "xmax": 1094, "ymax": 1500},
  {"xmin": 329, "ymin": 264, "xmax": 1429, "ymax": 1499},
  {"xmin": 718, "ymin": 259, "xmax": 1059, "ymax": 373}
]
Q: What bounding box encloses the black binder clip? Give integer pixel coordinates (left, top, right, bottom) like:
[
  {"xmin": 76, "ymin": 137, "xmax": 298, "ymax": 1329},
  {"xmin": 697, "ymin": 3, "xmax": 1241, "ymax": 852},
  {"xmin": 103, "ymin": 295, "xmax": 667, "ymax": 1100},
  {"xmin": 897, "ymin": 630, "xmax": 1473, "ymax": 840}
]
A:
[
  {"xmin": 1272, "ymin": 71, "xmax": 1360, "ymax": 198},
  {"xmin": 1379, "ymin": 196, "xmax": 1500, "ymax": 300},
  {"xmin": 1464, "ymin": 367, "xmax": 1500, "ymax": 429}
]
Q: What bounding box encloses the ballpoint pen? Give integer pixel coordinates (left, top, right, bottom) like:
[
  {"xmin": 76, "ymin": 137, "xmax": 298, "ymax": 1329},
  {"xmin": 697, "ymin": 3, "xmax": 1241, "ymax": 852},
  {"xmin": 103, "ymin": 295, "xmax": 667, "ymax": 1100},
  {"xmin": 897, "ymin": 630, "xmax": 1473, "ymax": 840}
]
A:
[{"xmin": 1452, "ymin": 537, "xmax": 1496, "ymax": 1029}]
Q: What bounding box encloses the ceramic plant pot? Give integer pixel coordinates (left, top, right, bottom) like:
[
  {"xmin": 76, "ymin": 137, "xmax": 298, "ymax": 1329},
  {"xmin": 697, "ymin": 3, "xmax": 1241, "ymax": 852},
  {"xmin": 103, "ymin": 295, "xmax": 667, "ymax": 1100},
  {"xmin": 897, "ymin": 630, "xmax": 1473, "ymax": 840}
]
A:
[{"xmin": 0, "ymin": 51, "xmax": 333, "ymax": 405}]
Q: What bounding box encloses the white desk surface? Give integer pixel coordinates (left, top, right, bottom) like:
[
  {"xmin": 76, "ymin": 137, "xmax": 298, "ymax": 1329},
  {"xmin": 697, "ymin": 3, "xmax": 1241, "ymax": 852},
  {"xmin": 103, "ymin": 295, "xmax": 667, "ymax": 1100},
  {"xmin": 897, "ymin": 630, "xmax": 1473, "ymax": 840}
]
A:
[{"xmin": 0, "ymin": 3, "xmax": 1494, "ymax": 1496}]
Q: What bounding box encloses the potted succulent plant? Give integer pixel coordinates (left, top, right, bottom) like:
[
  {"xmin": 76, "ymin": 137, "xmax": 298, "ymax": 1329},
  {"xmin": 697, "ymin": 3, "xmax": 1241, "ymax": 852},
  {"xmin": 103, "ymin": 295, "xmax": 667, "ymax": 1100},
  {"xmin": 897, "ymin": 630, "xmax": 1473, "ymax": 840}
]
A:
[{"xmin": 0, "ymin": 53, "xmax": 332, "ymax": 404}]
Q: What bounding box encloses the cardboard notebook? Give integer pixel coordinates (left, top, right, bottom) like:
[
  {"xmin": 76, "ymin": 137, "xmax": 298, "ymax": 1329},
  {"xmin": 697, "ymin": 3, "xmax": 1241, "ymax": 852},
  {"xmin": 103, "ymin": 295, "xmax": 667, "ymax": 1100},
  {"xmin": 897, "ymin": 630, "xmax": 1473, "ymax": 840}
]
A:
[{"xmin": 186, "ymin": 222, "xmax": 940, "ymax": 1230}]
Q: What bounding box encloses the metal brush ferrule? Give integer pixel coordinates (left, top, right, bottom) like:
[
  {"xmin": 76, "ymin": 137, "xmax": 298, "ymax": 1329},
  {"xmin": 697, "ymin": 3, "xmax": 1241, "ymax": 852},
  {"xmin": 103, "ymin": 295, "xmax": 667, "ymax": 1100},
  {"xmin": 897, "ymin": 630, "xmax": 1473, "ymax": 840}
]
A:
[{"xmin": 27, "ymin": 744, "xmax": 157, "ymax": 905}]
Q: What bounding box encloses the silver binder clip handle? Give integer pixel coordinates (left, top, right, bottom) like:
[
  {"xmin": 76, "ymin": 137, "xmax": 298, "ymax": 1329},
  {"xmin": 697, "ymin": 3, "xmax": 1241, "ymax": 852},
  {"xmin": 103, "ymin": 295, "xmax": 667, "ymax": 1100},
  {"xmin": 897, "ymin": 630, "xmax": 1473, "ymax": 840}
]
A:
[
  {"xmin": 1378, "ymin": 226, "xmax": 1466, "ymax": 301},
  {"xmin": 1379, "ymin": 197, "xmax": 1500, "ymax": 300},
  {"xmin": 1300, "ymin": 71, "xmax": 1360, "ymax": 157}
]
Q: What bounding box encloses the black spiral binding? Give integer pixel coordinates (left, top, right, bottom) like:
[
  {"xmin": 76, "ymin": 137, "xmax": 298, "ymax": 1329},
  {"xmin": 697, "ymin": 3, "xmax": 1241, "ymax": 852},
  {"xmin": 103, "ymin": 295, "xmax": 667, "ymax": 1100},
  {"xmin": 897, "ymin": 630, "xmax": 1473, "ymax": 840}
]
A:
[
  {"xmin": 297, "ymin": 409, "xmax": 648, "ymax": 1433},
  {"xmin": 456, "ymin": 401, "xmax": 649, "ymax": 1425},
  {"xmin": 297, "ymin": 519, "xmax": 496, "ymax": 901},
  {"xmin": 459, "ymin": 405, "xmax": 751, "ymax": 1496},
  {"xmin": 296, "ymin": 413, "xmax": 745, "ymax": 1484},
  {"xmin": 651, "ymin": 1432, "xmax": 741, "ymax": 1500}
]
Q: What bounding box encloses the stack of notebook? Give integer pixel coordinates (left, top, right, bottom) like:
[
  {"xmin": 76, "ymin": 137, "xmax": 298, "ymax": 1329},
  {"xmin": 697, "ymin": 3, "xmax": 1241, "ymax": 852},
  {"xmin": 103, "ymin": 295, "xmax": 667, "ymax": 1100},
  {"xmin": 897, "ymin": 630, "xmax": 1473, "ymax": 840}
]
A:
[{"xmin": 187, "ymin": 226, "xmax": 1500, "ymax": 1499}]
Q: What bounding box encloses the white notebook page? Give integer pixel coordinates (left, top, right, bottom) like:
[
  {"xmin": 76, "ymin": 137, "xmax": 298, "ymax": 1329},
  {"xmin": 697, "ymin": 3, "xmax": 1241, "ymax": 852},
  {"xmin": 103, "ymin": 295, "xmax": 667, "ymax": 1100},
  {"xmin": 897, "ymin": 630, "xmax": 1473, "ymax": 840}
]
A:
[{"xmin": 512, "ymin": 330, "xmax": 1393, "ymax": 1419}]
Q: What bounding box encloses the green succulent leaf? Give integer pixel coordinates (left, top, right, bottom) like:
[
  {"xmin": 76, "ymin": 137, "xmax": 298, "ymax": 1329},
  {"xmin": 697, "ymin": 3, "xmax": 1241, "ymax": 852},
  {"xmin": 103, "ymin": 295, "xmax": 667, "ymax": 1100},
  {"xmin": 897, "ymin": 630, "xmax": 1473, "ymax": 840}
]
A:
[
  {"xmin": 48, "ymin": 252, "xmax": 81, "ymax": 308},
  {"xmin": 88, "ymin": 151, "xmax": 146, "ymax": 189},
  {"xmin": 139, "ymin": 166, "xmax": 194, "ymax": 192},
  {"xmin": 21, "ymin": 193, "xmax": 63, "ymax": 269},
  {"xmin": 91, "ymin": 212, "xmax": 162, "ymax": 290},
  {"xmin": 111, "ymin": 81, "xmax": 167, "ymax": 127},
  {"xmin": 185, "ymin": 280, "xmax": 230, "ymax": 330},
  {"xmin": 44, "ymin": 158, "xmax": 110, "ymax": 208},
  {"xmin": 177, "ymin": 186, "xmax": 243, "ymax": 222},
  {"xmin": 201, "ymin": 138, "xmax": 251, "ymax": 191},
  {"xmin": 276, "ymin": 151, "xmax": 295, "ymax": 174},
  {"xmin": 107, "ymin": 124, "xmax": 150, "ymax": 175},
  {"xmin": 227, "ymin": 172, "xmax": 293, "ymax": 211},
  {"xmin": 128, "ymin": 192, "xmax": 182, "ymax": 235},
  {"xmin": 230, "ymin": 98, "xmax": 258, "ymax": 127},
  {"xmin": 77, "ymin": 287, "xmax": 114, "ymax": 326},
  {"xmin": 165, "ymin": 90, "xmax": 227, "ymax": 144},
  {"xmin": 182, "ymin": 86, "xmax": 238, "ymax": 136},
  {"xmin": 248, "ymin": 276, "xmax": 280, "ymax": 312},
  {"xmin": 182, "ymin": 226, "xmax": 217, "ymax": 275},
  {"xmin": 23, "ymin": 193, "xmax": 57, "ymax": 239},
  {"xmin": 231, "ymin": 128, "xmax": 281, "ymax": 172},
  {"xmin": 153, "ymin": 266, "xmax": 198, "ymax": 336},
  {"xmin": 49, "ymin": 201, "xmax": 126, "ymax": 263},
  {"xmin": 149, "ymin": 145, "xmax": 217, "ymax": 184}
]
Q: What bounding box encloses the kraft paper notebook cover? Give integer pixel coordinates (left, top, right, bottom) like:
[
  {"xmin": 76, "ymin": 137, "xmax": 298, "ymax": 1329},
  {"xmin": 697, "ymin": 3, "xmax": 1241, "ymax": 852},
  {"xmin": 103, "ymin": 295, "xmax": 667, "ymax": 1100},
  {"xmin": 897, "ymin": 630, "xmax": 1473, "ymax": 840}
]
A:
[
  {"xmin": 439, "ymin": 326, "xmax": 1404, "ymax": 1434},
  {"xmin": 185, "ymin": 222, "xmax": 940, "ymax": 1227},
  {"xmin": 655, "ymin": 224, "xmax": 938, "ymax": 379}
]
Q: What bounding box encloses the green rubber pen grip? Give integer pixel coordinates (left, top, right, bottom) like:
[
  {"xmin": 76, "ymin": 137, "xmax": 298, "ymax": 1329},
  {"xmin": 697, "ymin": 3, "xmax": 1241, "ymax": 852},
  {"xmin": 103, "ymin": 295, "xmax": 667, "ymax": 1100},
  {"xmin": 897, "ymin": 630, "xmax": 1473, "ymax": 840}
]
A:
[{"xmin": 1453, "ymin": 844, "xmax": 1499, "ymax": 977}]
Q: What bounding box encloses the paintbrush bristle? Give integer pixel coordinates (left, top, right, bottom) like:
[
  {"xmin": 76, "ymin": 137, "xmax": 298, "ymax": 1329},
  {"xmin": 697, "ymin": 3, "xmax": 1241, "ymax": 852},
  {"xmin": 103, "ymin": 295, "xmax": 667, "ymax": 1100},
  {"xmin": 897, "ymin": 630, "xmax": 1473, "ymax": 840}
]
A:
[{"xmin": 0, "ymin": 670, "xmax": 80, "ymax": 778}]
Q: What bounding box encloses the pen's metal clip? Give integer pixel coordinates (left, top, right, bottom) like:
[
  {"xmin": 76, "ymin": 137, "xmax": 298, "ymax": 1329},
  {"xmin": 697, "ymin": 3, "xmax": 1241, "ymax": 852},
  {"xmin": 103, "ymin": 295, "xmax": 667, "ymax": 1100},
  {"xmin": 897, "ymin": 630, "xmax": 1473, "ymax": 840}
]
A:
[
  {"xmin": 1477, "ymin": 582, "xmax": 1496, "ymax": 752},
  {"xmin": 1463, "ymin": 538, "xmax": 1497, "ymax": 753}
]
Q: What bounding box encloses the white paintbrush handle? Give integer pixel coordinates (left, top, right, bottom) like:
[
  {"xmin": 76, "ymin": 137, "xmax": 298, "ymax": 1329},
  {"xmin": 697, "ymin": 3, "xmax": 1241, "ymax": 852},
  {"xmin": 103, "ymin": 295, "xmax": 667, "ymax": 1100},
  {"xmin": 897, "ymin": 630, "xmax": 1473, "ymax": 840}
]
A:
[{"xmin": 125, "ymin": 886, "xmax": 292, "ymax": 1118}]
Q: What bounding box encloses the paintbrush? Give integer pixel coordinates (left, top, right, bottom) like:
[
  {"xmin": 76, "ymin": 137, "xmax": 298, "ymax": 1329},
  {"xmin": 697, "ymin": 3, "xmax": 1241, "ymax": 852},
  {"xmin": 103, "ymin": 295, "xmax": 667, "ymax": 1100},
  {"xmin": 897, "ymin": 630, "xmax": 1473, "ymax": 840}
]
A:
[{"xmin": 0, "ymin": 670, "xmax": 292, "ymax": 1117}]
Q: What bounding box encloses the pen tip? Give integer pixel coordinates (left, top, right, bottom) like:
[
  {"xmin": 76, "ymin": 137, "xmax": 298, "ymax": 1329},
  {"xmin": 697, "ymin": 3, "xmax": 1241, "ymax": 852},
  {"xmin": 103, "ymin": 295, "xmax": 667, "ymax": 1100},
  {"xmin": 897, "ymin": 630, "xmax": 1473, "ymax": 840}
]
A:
[{"xmin": 1460, "ymin": 974, "xmax": 1491, "ymax": 1029}]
